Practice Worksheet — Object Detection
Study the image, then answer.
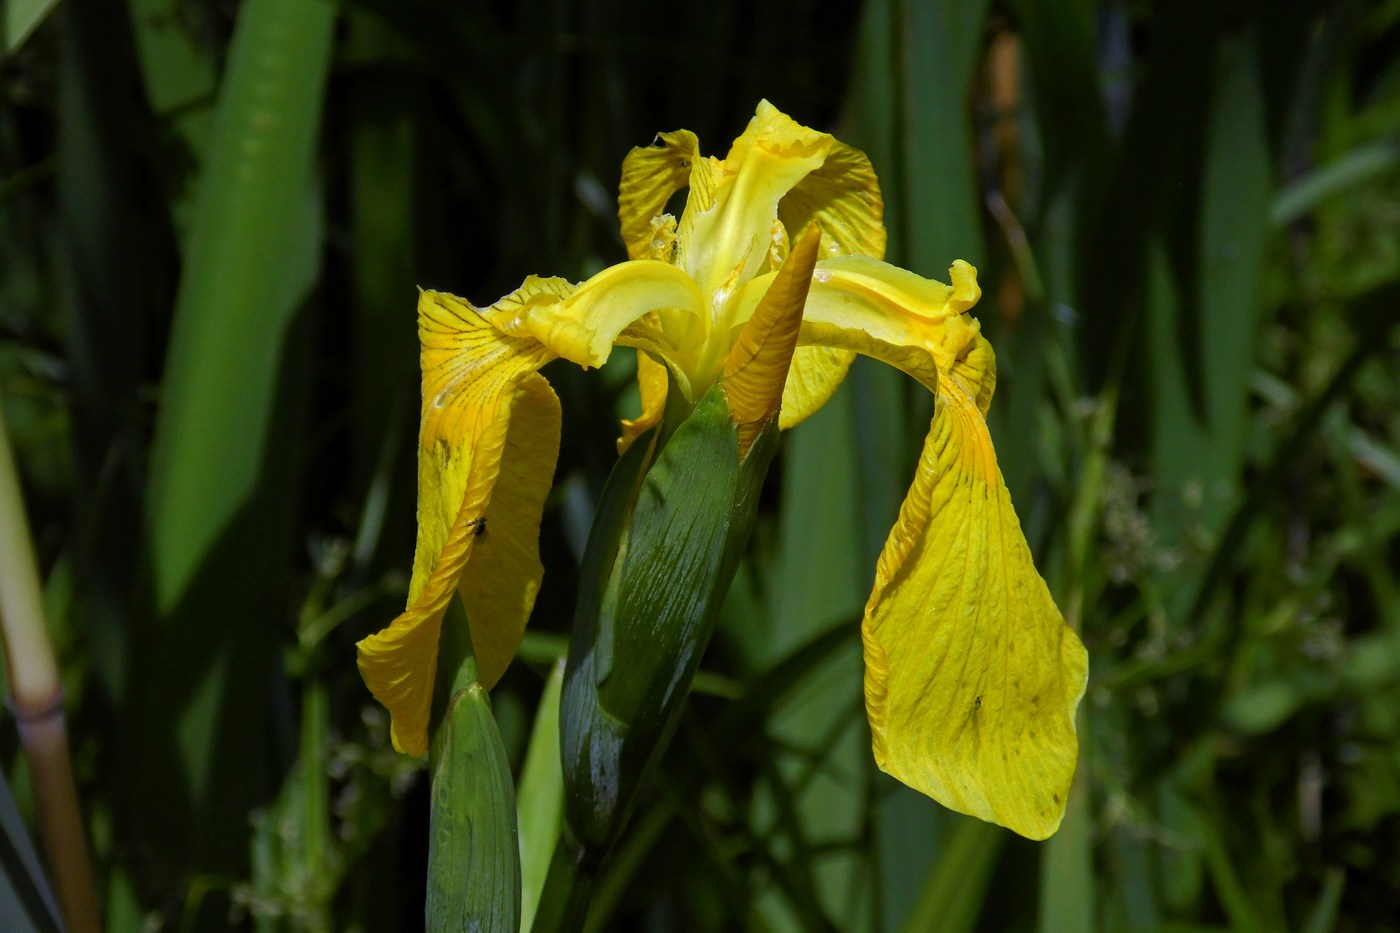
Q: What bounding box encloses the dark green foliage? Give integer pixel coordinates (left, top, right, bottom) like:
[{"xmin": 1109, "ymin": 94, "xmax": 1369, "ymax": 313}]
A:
[{"xmin": 2, "ymin": 0, "xmax": 1400, "ymax": 929}]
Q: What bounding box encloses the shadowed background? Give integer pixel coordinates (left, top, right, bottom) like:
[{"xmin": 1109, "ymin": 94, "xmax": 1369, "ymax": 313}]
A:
[{"xmin": 2, "ymin": 0, "xmax": 1399, "ymax": 929}]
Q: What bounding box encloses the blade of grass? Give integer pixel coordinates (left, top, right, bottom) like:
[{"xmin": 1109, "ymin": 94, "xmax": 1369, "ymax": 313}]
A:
[
  {"xmin": 146, "ymin": 0, "xmax": 333, "ymax": 613},
  {"xmin": 346, "ymin": 11, "xmax": 418, "ymax": 497},
  {"xmin": 3, "ymin": 0, "xmax": 59, "ymax": 55},
  {"xmin": 1300, "ymin": 868, "xmax": 1345, "ymax": 933},
  {"xmin": 1148, "ymin": 38, "xmax": 1271, "ymax": 552},
  {"xmin": 752, "ymin": 390, "xmax": 867, "ymax": 931},
  {"xmin": 896, "ymin": 0, "xmax": 989, "ymax": 273},
  {"xmin": 1038, "ymin": 777, "xmax": 1094, "ymax": 933},
  {"xmin": 850, "ymin": 3, "xmax": 995, "ymax": 928},
  {"xmin": 898, "ymin": 819, "xmax": 1003, "ymax": 933},
  {"xmin": 519, "ymin": 662, "xmax": 565, "ymax": 933},
  {"xmin": 128, "ymin": 0, "xmax": 217, "ymax": 233},
  {"xmin": 127, "ymin": 0, "xmax": 334, "ymax": 887},
  {"xmin": 1271, "ymin": 140, "xmax": 1400, "ymax": 228},
  {"xmin": 57, "ymin": 0, "xmax": 179, "ymax": 702}
]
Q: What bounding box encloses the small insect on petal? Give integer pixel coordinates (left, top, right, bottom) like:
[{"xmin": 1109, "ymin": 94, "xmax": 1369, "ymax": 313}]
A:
[{"xmin": 467, "ymin": 518, "xmax": 487, "ymax": 537}]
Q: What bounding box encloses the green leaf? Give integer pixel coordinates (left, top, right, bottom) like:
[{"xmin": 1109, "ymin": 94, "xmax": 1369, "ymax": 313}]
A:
[
  {"xmin": 1148, "ymin": 38, "xmax": 1272, "ymax": 553},
  {"xmin": 1038, "ymin": 777, "xmax": 1095, "ymax": 933},
  {"xmin": 122, "ymin": 0, "xmax": 335, "ymax": 877},
  {"xmin": 1271, "ymin": 141, "xmax": 1400, "ymax": 228},
  {"xmin": 3, "ymin": 0, "xmax": 59, "ymax": 55},
  {"xmin": 519, "ymin": 662, "xmax": 565, "ymax": 933},
  {"xmin": 128, "ymin": 0, "xmax": 217, "ymax": 230},
  {"xmin": 896, "ymin": 0, "xmax": 990, "ymax": 273},
  {"xmin": 146, "ymin": 0, "xmax": 334, "ymax": 615},
  {"xmin": 428, "ymin": 684, "xmax": 521, "ymax": 933},
  {"xmin": 899, "ymin": 819, "xmax": 1003, "ymax": 933},
  {"xmin": 560, "ymin": 384, "xmax": 775, "ymax": 858}
]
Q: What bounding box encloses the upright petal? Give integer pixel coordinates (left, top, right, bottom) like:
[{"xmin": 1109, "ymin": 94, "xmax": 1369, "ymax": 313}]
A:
[
  {"xmin": 618, "ymin": 129, "xmax": 701, "ymax": 261},
  {"xmin": 684, "ymin": 102, "xmax": 831, "ymax": 315},
  {"xmin": 862, "ymin": 382, "xmax": 1088, "ymax": 840},
  {"xmin": 723, "ymin": 226, "xmax": 820, "ymax": 455},
  {"xmin": 779, "ymin": 138, "xmax": 886, "ymax": 261},
  {"xmin": 357, "ymin": 290, "xmax": 554, "ymax": 756}
]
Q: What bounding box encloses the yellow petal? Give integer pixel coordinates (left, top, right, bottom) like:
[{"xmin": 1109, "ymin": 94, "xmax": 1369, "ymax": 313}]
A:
[
  {"xmin": 799, "ymin": 256, "xmax": 985, "ymax": 393},
  {"xmin": 412, "ymin": 291, "xmax": 556, "ymax": 599},
  {"xmin": 357, "ymin": 290, "xmax": 554, "ymax": 756},
  {"xmin": 861, "ymin": 383, "xmax": 1088, "ymax": 840},
  {"xmin": 457, "ymin": 374, "xmax": 561, "ymax": 689},
  {"xmin": 487, "ymin": 260, "xmax": 704, "ymax": 371},
  {"xmin": 779, "ymin": 137, "xmax": 887, "ymax": 261},
  {"xmin": 684, "ymin": 101, "xmax": 831, "ymax": 312},
  {"xmin": 618, "ymin": 129, "xmax": 701, "ymax": 261},
  {"xmin": 723, "ymin": 226, "xmax": 820, "ymax": 455},
  {"xmin": 777, "ymin": 345, "xmax": 856, "ymax": 430},
  {"xmin": 356, "ymin": 404, "xmax": 509, "ymax": 757},
  {"xmin": 617, "ymin": 349, "xmax": 669, "ymax": 454}
]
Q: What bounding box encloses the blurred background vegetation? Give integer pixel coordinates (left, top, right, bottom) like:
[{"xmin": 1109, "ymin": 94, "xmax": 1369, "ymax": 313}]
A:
[{"xmin": 2, "ymin": 0, "xmax": 1399, "ymax": 929}]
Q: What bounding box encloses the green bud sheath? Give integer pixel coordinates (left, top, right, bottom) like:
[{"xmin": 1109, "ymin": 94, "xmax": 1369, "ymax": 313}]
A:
[
  {"xmin": 426, "ymin": 603, "xmax": 521, "ymax": 931},
  {"xmin": 560, "ymin": 383, "xmax": 779, "ymax": 862}
]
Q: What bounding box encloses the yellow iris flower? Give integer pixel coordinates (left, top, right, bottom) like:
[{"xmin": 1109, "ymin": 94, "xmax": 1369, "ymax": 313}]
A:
[{"xmin": 357, "ymin": 101, "xmax": 1088, "ymax": 840}]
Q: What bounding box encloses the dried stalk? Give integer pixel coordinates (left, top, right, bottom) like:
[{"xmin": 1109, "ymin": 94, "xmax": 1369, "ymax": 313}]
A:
[{"xmin": 0, "ymin": 399, "xmax": 100, "ymax": 933}]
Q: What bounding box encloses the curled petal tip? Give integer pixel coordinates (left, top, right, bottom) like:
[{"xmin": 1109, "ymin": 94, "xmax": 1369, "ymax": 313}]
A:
[{"xmin": 948, "ymin": 260, "xmax": 981, "ymax": 314}]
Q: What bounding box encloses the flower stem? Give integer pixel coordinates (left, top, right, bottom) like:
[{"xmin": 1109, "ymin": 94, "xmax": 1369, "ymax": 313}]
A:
[{"xmin": 0, "ymin": 398, "xmax": 100, "ymax": 933}]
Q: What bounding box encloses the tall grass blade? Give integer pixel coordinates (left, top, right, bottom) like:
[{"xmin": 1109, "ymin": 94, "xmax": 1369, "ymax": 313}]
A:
[
  {"xmin": 519, "ymin": 662, "xmax": 565, "ymax": 933},
  {"xmin": 56, "ymin": 0, "xmax": 176, "ymax": 699},
  {"xmin": 757, "ymin": 392, "xmax": 867, "ymax": 930},
  {"xmin": 1038, "ymin": 777, "xmax": 1094, "ymax": 933},
  {"xmin": 146, "ymin": 0, "xmax": 333, "ymax": 612},
  {"xmin": 128, "ymin": 0, "xmax": 217, "ymax": 233},
  {"xmin": 898, "ymin": 819, "xmax": 1002, "ymax": 933},
  {"xmin": 3, "ymin": 0, "xmax": 58, "ymax": 55},
  {"xmin": 1148, "ymin": 39, "xmax": 1271, "ymax": 549},
  {"xmin": 1271, "ymin": 141, "xmax": 1400, "ymax": 228},
  {"xmin": 848, "ymin": 3, "xmax": 997, "ymax": 929},
  {"xmin": 895, "ymin": 0, "xmax": 990, "ymax": 273},
  {"xmin": 127, "ymin": 0, "xmax": 334, "ymax": 884}
]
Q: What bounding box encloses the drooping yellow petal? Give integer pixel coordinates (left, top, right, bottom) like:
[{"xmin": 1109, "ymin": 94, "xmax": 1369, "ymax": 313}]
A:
[
  {"xmin": 618, "ymin": 350, "xmax": 669, "ymax": 454},
  {"xmin": 357, "ymin": 290, "xmax": 554, "ymax": 756},
  {"xmin": 487, "ymin": 260, "xmax": 705, "ymax": 371},
  {"xmin": 861, "ymin": 382, "xmax": 1088, "ymax": 840},
  {"xmin": 618, "ymin": 129, "xmax": 701, "ymax": 261},
  {"xmin": 457, "ymin": 374, "xmax": 561, "ymax": 688},
  {"xmin": 723, "ymin": 226, "xmax": 820, "ymax": 455},
  {"xmin": 779, "ymin": 137, "xmax": 886, "ymax": 261},
  {"xmin": 411, "ymin": 290, "xmax": 556, "ymax": 599}
]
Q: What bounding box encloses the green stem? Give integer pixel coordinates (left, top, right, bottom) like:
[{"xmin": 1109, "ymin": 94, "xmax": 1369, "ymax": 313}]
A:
[
  {"xmin": 529, "ymin": 835, "xmax": 597, "ymax": 933},
  {"xmin": 300, "ymin": 679, "xmax": 331, "ymax": 932}
]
